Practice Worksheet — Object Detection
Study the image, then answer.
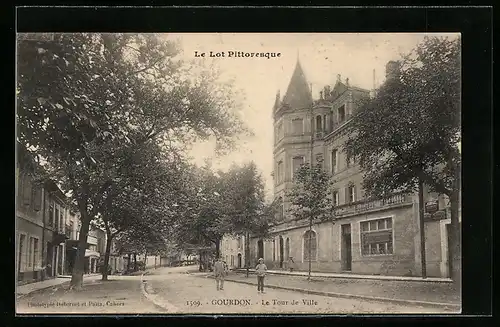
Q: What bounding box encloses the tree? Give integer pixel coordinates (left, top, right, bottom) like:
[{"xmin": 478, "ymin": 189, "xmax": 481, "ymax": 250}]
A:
[
  {"xmin": 286, "ymin": 159, "xmax": 334, "ymax": 280},
  {"xmin": 221, "ymin": 162, "xmax": 278, "ymax": 277},
  {"xmin": 17, "ymin": 33, "xmax": 247, "ymax": 288},
  {"xmin": 343, "ymin": 36, "xmax": 461, "ymax": 282}
]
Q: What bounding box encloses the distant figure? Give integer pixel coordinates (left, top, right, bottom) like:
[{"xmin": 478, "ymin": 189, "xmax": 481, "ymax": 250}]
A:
[
  {"xmin": 288, "ymin": 257, "xmax": 295, "ymax": 272},
  {"xmin": 255, "ymin": 258, "xmax": 267, "ymax": 294},
  {"xmin": 213, "ymin": 257, "xmax": 225, "ymax": 291}
]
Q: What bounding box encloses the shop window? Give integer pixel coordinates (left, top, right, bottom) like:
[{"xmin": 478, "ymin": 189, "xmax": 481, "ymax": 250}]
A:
[{"xmin": 360, "ymin": 218, "xmax": 393, "ymax": 256}]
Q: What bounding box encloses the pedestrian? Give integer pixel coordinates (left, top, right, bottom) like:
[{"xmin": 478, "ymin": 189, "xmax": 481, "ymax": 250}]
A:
[
  {"xmin": 288, "ymin": 256, "xmax": 295, "ymax": 272},
  {"xmin": 213, "ymin": 257, "xmax": 225, "ymax": 291},
  {"xmin": 255, "ymin": 258, "xmax": 267, "ymax": 294}
]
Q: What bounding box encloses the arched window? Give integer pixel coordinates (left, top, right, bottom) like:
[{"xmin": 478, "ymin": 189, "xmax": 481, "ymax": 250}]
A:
[
  {"xmin": 303, "ymin": 230, "xmax": 317, "ymax": 262},
  {"xmin": 316, "ymin": 115, "xmax": 323, "ymax": 131}
]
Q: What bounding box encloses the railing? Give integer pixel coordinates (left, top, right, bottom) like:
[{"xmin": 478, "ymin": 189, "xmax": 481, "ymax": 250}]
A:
[{"xmin": 334, "ymin": 192, "xmax": 413, "ymax": 217}]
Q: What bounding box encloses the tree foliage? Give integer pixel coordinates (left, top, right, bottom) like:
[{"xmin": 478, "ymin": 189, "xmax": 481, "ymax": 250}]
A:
[
  {"xmin": 17, "ymin": 33, "xmax": 247, "ymax": 287},
  {"xmin": 343, "ymin": 36, "xmax": 460, "ymax": 199},
  {"xmin": 286, "ymin": 160, "xmax": 334, "ymax": 222}
]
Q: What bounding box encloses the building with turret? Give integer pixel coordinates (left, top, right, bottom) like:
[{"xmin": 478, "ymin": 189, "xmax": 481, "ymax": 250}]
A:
[{"xmin": 241, "ymin": 58, "xmax": 458, "ymax": 278}]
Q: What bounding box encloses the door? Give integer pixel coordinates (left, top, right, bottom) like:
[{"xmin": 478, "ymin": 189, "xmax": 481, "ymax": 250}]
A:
[
  {"xmin": 341, "ymin": 224, "xmax": 352, "ymax": 271},
  {"xmin": 237, "ymin": 253, "xmax": 242, "ymax": 268},
  {"xmin": 279, "ymin": 236, "xmax": 284, "ymax": 268},
  {"xmin": 46, "ymin": 243, "xmax": 53, "ymax": 277}
]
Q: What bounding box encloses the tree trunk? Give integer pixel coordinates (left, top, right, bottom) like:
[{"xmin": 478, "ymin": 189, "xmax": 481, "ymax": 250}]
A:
[
  {"xmin": 418, "ymin": 179, "xmax": 427, "ymax": 278},
  {"xmin": 449, "ymin": 187, "xmax": 461, "ymax": 285},
  {"xmin": 70, "ymin": 211, "xmax": 91, "ymax": 289},
  {"xmin": 101, "ymin": 232, "xmax": 113, "ymax": 281},
  {"xmin": 215, "ymin": 239, "xmax": 220, "ymax": 258},
  {"xmin": 127, "ymin": 253, "xmax": 131, "ymax": 271},
  {"xmin": 245, "ymin": 232, "xmax": 250, "ymax": 278},
  {"xmin": 133, "ymin": 253, "xmax": 137, "ymax": 271},
  {"xmin": 308, "ymin": 218, "xmax": 312, "ymax": 281}
]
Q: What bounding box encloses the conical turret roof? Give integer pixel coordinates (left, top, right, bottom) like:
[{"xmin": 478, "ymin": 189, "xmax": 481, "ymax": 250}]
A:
[{"xmin": 282, "ymin": 59, "xmax": 313, "ymax": 109}]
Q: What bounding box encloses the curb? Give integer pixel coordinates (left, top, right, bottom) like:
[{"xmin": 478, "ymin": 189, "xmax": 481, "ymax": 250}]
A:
[
  {"xmin": 205, "ymin": 276, "xmax": 460, "ymax": 312},
  {"xmin": 140, "ymin": 274, "xmax": 179, "ymax": 313},
  {"xmin": 233, "ymin": 269, "xmax": 453, "ymax": 283}
]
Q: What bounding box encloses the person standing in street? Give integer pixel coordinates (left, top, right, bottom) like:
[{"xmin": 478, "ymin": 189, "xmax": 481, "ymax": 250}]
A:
[
  {"xmin": 213, "ymin": 257, "xmax": 225, "ymax": 291},
  {"xmin": 255, "ymin": 258, "xmax": 267, "ymax": 294}
]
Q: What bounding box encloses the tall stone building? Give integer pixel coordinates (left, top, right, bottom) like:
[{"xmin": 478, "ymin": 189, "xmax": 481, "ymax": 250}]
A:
[{"xmin": 243, "ymin": 58, "xmax": 458, "ymax": 278}]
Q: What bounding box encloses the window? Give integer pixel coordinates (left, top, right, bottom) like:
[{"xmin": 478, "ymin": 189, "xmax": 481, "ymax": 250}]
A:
[
  {"xmin": 55, "ymin": 206, "xmax": 59, "ymax": 230},
  {"xmin": 303, "ymin": 230, "xmax": 317, "ymax": 262},
  {"xmin": 33, "ymin": 238, "xmax": 39, "ymax": 268},
  {"xmin": 347, "ymin": 184, "xmax": 356, "ymax": 203},
  {"xmin": 360, "ymin": 218, "xmax": 393, "ymax": 256},
  {"xmin": 33, "ymin": 187, "xmax": 42, "ymax": 211},
  {"xmin": 238, "ymin": 236, "xmax": 243, "ymax": 249},
  {"xmin": 28, "ymin": 237, "xmax": 34, "ymax": 267},
  {"xmin": 332, "ymin": 190, "xmax": 339, "ymax": 207},
  {"xmin": 60, "ymin": 210, "xmax": 64, "ymax": 233},
  {"xmin": 18, "ymin": 234, "xmax": 26, "ymax": 272},
  {"xmin": 23, "ymin": 175, "xmax": 32, "ymax": 205},
  {"xmin": 277, "ymin": 161, "xmax": 283, "ymax": 183},
  {"xmin": 292, "ymin": 118, "xmax": 303, "ymax": 135},
  {"xmin": 48, "ymin": 202, "xmax": 54, "ymax": 227},
  {"xmin": 292, "ymin": 156, "xmax": 304, "ymax": 179},
  {"xmin": 276, "ymin": 122, "xmax": 283, "ymax": 141},
  {"xmin": 338, "ymin": 105, "xmax": 346, "ymax": 122},
  {"xmin": 231, "ymin": 255, "xmax": 234, "ymax": 266},
  {"xmin": 316, "ymin": 115, "xmax": 322, "ymax": 131},
  {"xmin": 331, "ymin": 149, "xmax": 338, "ymax": 174}
]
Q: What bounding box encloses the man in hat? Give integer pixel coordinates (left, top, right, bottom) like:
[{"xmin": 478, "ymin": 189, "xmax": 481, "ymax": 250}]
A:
[
  {"xmin": 213, "ymin": 256, "xmax": 225, "ymax": 291},
  {"xmin": 255, "ymin": 258, "xmax": 267, "ymax": 294}
]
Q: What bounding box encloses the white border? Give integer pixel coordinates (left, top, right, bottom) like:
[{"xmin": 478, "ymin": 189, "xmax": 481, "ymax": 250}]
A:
[
  {"xmin": 301, "ymin": 228, "xmax": 318, "ymax": 263},
  {"xmin": 358, "ymin": 215, "xmax": 396, "ymax": 257}
]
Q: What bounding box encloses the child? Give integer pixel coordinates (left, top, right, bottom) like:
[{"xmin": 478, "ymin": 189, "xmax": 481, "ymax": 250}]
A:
[{"xmin": 255, "ymin": 258, "xmax": 267, "ymax": 294}]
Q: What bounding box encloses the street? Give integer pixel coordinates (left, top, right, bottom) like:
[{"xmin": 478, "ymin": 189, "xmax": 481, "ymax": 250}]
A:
[
  {"xmin": 143, "ymin": 266, "xmax": 453, "ymax": 314},
  {"xmin": 17, "ymin": 266, "xmax": 455, "ymax": 314},
  {"xmin": 16, "ymin": 275, "xmax": 165, "ymax": 314}
]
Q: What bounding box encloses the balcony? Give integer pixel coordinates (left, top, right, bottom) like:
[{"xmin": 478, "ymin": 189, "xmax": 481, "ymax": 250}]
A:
[{"xmin": 333, "ymin": 192, "xmax": 413, "ymax": 217}]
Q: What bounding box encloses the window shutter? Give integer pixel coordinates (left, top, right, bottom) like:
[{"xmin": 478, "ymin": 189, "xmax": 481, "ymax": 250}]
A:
[
  {"xmin": 33, "ymin": 187, "xmax": 42, "ymax": 211},
  {"xmin": 23, "ymin": 175, "xmax": 32, "ymax": 205},
  {"xmin": 345, "ymin": 187, "xmax": 349, "ymax": 203}
]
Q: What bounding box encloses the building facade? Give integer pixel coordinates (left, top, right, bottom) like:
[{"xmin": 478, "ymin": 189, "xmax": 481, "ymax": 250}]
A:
[
  {"xmin": 219, "ymin": 235, "xmax": 246, "ymax": 269},
  {"xmin": 16, "ymin": 145, "xmax": 70, "ymax": 283},
  {"xmin": 243, "ymin": 59, "xmax": 458, "ymax": 278}
]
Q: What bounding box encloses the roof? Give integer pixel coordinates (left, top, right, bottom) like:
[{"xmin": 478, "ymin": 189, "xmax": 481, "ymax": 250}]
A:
[{"xmin": 282, "ymin": 59, "xmax": 313, "ymax": 109}]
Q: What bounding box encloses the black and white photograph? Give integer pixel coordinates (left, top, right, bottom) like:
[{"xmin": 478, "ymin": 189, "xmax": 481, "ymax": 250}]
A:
[{"xmin": 16, "ymin": 32, "xmax": 461, "ymax": 315}]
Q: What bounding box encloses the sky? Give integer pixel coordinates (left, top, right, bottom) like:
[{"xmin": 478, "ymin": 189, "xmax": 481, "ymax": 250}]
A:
[{"xmin": 164, "ymin": 33, "xmax": 459, "ymax": 200}]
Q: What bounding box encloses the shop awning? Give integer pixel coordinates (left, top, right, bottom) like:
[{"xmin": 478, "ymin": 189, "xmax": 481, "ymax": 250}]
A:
[{"xmin": 85, "ymin": 250, "xmax": 100, "ymax": 258}]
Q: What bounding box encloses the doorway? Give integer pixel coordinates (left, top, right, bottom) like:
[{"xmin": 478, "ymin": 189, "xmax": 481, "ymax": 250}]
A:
[
  {"xmin": 237, "ymin": 253, "xmax": 242, "ymax": 268},
  {"xmin": 341, "ymin": 224, "xmax": 352, "ymax": 271},
  {"xmin": 257, "ymin": 239, "xmax": 264, "ymax": 261},
  {"xmin": 279, "ymin": 236, "xmax": 284, "ymax": 268},
  {"xmin": 46, "ymin": 243, "xmax": 53, "ymax": 277}
]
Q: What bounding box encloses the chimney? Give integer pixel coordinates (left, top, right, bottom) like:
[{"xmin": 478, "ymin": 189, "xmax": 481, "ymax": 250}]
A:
[{"xmin": 385, "ymin": 61, "xmax": 401, "ymax": 81}]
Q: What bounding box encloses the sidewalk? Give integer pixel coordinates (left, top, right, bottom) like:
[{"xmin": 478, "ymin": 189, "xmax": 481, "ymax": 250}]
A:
[
  {"xmin": 233, "ymin": 268, "xmax": 453, "ymax": 283},
  {"xmin": 16, "ymin": 274, "xmax": 101, "ymax": 298},
  {"xmin": 215, "ymin": 272, "xmax": 461, "ymax": 310}
]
